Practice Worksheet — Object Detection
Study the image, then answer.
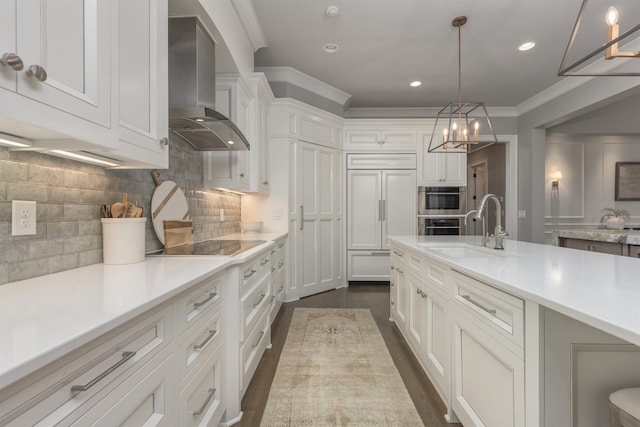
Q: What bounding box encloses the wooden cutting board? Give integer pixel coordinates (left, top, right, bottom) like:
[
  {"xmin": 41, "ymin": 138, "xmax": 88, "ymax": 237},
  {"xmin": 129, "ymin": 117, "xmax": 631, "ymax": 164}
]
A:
[
  {"xmin": 163, "ymin": 219, "xmax": 194, "ymax": 249},
  {"xmin": 150, "ymin": 180, "xmax": 189, "ymax": 245}
]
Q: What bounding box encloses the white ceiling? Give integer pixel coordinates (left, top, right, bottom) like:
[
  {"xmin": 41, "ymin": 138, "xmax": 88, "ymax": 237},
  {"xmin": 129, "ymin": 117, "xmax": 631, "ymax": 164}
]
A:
[{"xmin": 251, "ymin": 0, "xmax": 640, "ymax": 110}]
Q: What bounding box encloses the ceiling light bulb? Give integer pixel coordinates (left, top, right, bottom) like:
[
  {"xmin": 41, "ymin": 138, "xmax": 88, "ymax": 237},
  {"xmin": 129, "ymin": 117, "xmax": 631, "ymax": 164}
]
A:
[
  {"xmin": 326, "ymin": 5, "xmax": 339, "ymax": 17},
  {"xmin": 323, "ymin": 43, "xmax": 340, "ymax": 53},
  {"xmin": 195, "ymin": 118, "xmax": 205, "ymax": 122},
  {"xmin": 410, "ymin": 81, "xmax": 422, "ymax": 87},
  {"xmin": 606, "ymin": 6, "xmax": 618, "ymax": 26},
  {"xmin": 518, "ymin": 42, "xmax": 535, "ymax": 51},
  {"xmin": 228, "ymin": 140, "xmax": 234, "ymax": 145}
]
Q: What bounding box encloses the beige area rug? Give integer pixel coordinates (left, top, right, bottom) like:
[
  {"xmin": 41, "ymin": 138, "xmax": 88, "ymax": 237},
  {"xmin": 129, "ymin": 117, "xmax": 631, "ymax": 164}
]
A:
[{"xmin": 260, "ymin": 308, "xmax": 424, "ymax": 426}]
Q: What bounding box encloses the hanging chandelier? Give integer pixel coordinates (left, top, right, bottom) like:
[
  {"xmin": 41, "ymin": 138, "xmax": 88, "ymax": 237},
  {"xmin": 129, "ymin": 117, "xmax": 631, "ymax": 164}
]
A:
[
  {"xmin": 558, "ymin": 0, "xmax": 640, "ymax": 76},
  {"xmin": 428, "ymin": 16, "xmax": 499, "ymax": 153}
]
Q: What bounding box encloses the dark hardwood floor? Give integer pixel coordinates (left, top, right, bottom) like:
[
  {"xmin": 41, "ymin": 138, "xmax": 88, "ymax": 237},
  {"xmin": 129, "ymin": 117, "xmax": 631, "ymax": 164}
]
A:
[{"xmin": 237, "ymin": 283, "xmax": 460, "ymax": 427}]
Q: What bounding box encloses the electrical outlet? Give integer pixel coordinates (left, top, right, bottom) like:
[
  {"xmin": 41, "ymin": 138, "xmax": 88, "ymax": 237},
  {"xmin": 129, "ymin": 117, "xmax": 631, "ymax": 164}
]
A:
[
  {"xmin": 220, "ymin": 208, "xmax": 225, "ymax": 221},
  {"xmin": 12, "ymin": 200, "xmax": 37, "ymax": 236},
  {"xmin": 518, "ymin": 209, "xmax": 526, "ymax": 219},
  {"xmin": 273, "ymin": 209, "xmax": 283, "ymax": 220}
]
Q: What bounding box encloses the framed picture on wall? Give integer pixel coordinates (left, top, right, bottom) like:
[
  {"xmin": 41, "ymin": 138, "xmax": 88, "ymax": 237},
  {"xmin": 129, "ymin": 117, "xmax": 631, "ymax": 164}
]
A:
[{"xmin": 615, "ymin": 162, "xmax": 640, "ymax": 201}]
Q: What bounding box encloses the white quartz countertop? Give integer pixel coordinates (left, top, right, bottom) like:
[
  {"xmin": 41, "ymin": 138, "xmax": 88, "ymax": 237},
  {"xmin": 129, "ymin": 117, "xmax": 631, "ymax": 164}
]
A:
[
  {"xmin": 0, "ymin": 231, "xmax": 287, "ymax": 389},
  {"xmin": 388, "ymin": 235, "xmax": 640, "ymax": 347},
  {"xmin": 553, "ymin": 229, "xmax": 640, "ymax": 245}
]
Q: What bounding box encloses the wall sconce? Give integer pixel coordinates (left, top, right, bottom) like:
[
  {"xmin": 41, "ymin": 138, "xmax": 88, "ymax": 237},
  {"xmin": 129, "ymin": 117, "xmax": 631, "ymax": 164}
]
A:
[{"xmin": 551, "ymin": 171, "xmax": 562, "ymax": 195}]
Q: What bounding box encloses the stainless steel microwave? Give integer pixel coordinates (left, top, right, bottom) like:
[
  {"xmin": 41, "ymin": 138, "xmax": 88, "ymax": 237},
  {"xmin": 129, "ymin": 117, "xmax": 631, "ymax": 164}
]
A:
[{"xmin": 418, "ymin": 186, "xmax": 466, "ymax": 215}]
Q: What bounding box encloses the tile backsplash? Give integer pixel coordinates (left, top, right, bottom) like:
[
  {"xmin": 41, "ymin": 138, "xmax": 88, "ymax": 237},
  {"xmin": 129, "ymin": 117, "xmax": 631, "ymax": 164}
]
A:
[{"xmin": 0, "ymin": 136, "xmax": 240, "ymax": 285}]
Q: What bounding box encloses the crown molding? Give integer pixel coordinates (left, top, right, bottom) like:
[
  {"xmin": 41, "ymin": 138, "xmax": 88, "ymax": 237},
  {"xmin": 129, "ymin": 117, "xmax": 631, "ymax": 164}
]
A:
[
  {"xmin": 255, "ymin": 67, "xmax": 352, "ymax": 107},
  {"xmin": 230, "ymin": 0, "xmax": 268, "ymax": 52}
]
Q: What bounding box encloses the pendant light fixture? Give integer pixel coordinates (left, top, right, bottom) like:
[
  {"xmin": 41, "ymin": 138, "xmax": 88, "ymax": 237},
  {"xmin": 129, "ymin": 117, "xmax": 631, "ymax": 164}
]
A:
[
  {"xmin": 428, "ymin": 16, "xmax": 499, "ymax": 153},
  {"xmin": 558, "ymin": 0, "xmax": 640, "ymax": 76}
]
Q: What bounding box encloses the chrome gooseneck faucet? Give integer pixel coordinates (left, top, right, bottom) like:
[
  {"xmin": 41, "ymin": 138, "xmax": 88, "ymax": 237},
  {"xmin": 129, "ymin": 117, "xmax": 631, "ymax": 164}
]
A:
[{"xmin": 473, "ymin": 194, "xmax": 508, "ymax": 249}]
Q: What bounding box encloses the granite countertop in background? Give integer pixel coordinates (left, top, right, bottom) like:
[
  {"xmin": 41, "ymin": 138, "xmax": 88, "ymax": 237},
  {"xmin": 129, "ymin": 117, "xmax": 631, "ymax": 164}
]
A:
[{"xmin": 552, "ymin": 229, "xmax": 640, "ymax": 245}]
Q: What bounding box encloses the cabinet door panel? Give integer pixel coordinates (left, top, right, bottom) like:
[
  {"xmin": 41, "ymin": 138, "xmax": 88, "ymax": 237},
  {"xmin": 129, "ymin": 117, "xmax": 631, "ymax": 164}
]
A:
[
  {"xmin": 407, "ymin": 274, "xmax": 425, "ymax": 351},
  {"xmin": 425, "ymin": 291, "xmax": 449, "ymax": 391},
  {"xmin": 347, "ymin": 170, "xmax": 381, "ymax": 250},
  {"xmin": 17, "ymin": 0, "xmax": 111, "ymax": 127},
  {"xmin": 0, "ymin": 1, "xmax": 17, "ymax": 91},
  {"xmin": 382, "ymin": 170, "xmax": 416, "ymax": 249}
]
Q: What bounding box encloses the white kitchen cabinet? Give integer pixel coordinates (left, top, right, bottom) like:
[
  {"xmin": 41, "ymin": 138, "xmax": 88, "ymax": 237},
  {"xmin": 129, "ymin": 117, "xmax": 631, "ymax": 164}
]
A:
[
  {"xmin": 204, "ymin": 75, "xmax": 252, "ymax": 192},
  {"xmin": 0, "ymin": 304, "xmax": 174, "ymax": 426},
  {"xmin": 246, "ymin": 73, "xmax": 274, "ymax": 195},
  {"xmin": 269, "ymin": 237, "xmax": 287, "ymax": 322},
  {"xmin": 115, "ymin": 0, "xmax": 169, "ymax": 168},
  {"xmin": 418, "ymin": 132, "xmax": 467, "ymax": 186},
  {"xmin": 450, "ymin": 270, "xmax": 525, "ymax": 427},
  {"xmin": 390, "ymin": 247, "xmax": 408, "ymax": 330},
  {"xmin": 347, "ymin": 154, "xmax": 416, "ymax": 281},
  {"xmin": 0, "ymin": 0, "xmax": 113, "ymax": 144},
  {"xmin": 293, "ymin": 141, "xmax": 343, "ymax": 297},
  {"xmin": 407, "ymin": 271, "xmax": 426, "ymax": 351},
  {"xmin": 345, "ymin": 129, "xmax": 416, "ymax": 151}
]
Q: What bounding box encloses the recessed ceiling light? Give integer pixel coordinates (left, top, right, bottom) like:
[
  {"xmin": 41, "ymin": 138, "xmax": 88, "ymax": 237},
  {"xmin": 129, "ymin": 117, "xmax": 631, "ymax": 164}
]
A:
[
  {"xmin": 518, "ymin": 42, "xmax": 536, "ymax": 51},
  {"xmin": 326, "ymin": 5, "xmax": 339, "ymax": 17},
  {"xmin": 323, "ymin": 43, "xmax": 340, "ymax": 53},
  {"xmin": 410, "ymin": 81, "xmax": 422, "ymax": 87}
]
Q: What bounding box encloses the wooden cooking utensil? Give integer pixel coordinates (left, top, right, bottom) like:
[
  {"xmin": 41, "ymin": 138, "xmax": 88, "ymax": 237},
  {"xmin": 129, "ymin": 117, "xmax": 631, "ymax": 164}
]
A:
[{"xmin": 110, "ymin": 202, "xmax": 125, "ymax": 218}]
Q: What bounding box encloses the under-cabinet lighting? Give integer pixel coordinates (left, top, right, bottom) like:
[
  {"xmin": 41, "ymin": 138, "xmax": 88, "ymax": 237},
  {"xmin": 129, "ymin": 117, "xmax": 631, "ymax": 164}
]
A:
[
  {"xmin": 48, "ymin": 150, "xmax": 119, "ymax": 167},
  {"xmin": 0, "ymin": 132, "xmax": 32, "ymax": 148}
]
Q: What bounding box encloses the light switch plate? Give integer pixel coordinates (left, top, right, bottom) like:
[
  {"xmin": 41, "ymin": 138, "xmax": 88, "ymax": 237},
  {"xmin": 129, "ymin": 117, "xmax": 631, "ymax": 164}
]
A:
[
  {"xmin": 12, "ymin": 200, "xmax": 37, "ymax": 236},
  {"xmin": 517, "ymin": 209, "xmax": 526, "ymax": 219}
]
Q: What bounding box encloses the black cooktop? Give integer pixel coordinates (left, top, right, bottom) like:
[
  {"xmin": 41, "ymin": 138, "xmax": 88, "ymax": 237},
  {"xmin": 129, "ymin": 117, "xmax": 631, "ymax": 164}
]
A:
[{"xmin": 152, "ymin": 239, "xmax": 266, "ymax": 256}]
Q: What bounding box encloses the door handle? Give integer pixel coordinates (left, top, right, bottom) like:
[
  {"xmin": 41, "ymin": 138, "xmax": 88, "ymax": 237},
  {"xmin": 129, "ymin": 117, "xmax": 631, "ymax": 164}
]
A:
[
  {"xmin": 382, "ymin": 200, "xmax": 386, "ymax": 221},
  {"xmin": 300, "ymin": 205, "xmax": 304, "ymax": 230},
  {"xmin": 378, "ymin": 200, "xmax": 383, "ymax": 221}
]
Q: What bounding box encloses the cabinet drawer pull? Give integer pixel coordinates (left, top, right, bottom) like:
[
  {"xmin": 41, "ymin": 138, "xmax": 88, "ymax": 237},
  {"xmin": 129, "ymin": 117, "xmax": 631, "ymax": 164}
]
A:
[
  {"xmin": 25, "ymin": 64, "xmax": 47, "ymax": 82},
  {"xmin": 270, "ymin": 295, "xmax": 275, "ymax": 303},
  {"xmin": 262, "ymin": 180, "xmax": 269, "ymax": 185},
  {"xmin": 278, "ymin": 242, "xmax": 285, "ymax": 248},
  {"xmin": 271, "ymin": 249, "xmax": 277, "ymax": 255},
  {"xmin": 194, "ymin": 292, "xmax": 217, "ymax": 308},
  {"xmin": 393, "ymin": 249, "xmax": 404, "ymax": 257},
  {"xmin": 253, "ymin": 331, "xmax": 265, "ymax": 348},
  {"xmin": 160, "ymin": 137, "xmax": 169, "ymax": 146},
  {"xmin": 192, "ymin": 388, "xmax": 216, "ymax": 416},
  {"xmin": 244, "ymin": 269, "xmax": 256, "ymax": 279},
  {"xmin": 369, "ymin": 251, "xmax": 388, "ymax": 256},
  {"xmin": 260, "ymin": 258, "xmax": 269, "ymax": 266},
  {"xmin": 193, "ymin": 329, "xmax": 217, "ymax": 350},
  {"xmin": 240, "ymin": 173, "xmax": 245, "ymax": 178},
  {"xmin": 390, "ymin": 265, "xmax": 395, "ymax": 270},
  {"xmin": 278, "ymin": 261, "xmax": 284, "ymax": 268},
  {"xmin": 396, "ymin": 268, "xmax": 404, "ymax": 274},
  {"xmin": 1, "ymin": 52, "xmax": 24, "ymax": 71},
  {"xmin": 71, "ymin": 351, "xmax": 136, "ymax": 393},
  {"xmin": 253, "ymin": 293, "xmax": 266, "ymax": 307},
  {"xmin": 390, "ymin": 281, "xmax": 395, "ymax": 287},
  {"xmin": 391, "ymin": 301, "xmax": 395, "ymax": 306},
  {"xmin": 271, "ymin": 267, "xmax": 276, "ymax": 273},
  {"xmin": 278, "ymin": 286, "xmax": 284, "ymax": 292},
  {"xmin": 461, "ymin": 294, "xmax": 497, "ymax": 315}
]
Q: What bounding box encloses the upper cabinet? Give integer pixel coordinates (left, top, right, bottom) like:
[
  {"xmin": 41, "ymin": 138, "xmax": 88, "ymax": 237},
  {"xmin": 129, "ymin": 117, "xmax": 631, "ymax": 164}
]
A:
[
  {"xmin": 0, "ymin": 0, "xmax": 169, "ymax": 168},
  {"xmin": 115, "ymin": 0, "xmax": 169, "ymax": 168},
  {"xmin": 0, "ymin": 0, "xmax": 112, "ymax": 136},
  {"xmin": 270, "ymin": 98, "xmax": 343, "ymax": 149},
  {"xmin": 344, "ymin": 120, "xmax": 418, "ymax": 151},
  {"xmin": 418, "ymin": 131, "xmax": 467, "ymax": 186},
  {"xmin": 204, "ymin": 73, "xmax": 274, "ymax": 194}
]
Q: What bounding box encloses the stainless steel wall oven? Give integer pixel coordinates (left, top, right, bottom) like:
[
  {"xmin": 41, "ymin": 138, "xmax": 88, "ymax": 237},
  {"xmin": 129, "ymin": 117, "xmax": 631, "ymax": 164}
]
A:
[
  {"xmin": 418, "ymin": 186, "xmax": 466, "ymax": 215},
  {"xmin": 417, "ymin": 186, "xmax": 466, "ymax": 236}
]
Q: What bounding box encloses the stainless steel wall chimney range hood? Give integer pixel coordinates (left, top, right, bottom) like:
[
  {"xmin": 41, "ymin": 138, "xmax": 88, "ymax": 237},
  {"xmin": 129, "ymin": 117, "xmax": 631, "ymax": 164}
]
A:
[{"xmin": 168, "ymin": 17, "xmax": 250, "ymax": 151}]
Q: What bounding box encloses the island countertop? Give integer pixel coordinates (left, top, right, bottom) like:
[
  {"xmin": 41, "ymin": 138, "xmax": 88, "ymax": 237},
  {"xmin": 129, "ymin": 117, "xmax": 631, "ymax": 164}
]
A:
[
  {"xmin": 388, "ymin": 235, "xmax": 640, "ymax": 347},
  {"xmin": 552, "ymin": 229, "xmax": 640, "ymax": 245}
]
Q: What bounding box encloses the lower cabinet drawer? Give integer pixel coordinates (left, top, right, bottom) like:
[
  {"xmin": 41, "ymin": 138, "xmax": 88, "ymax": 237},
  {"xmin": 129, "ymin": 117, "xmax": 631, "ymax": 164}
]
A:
[
  {"xmin": 175, "ymin": 306, "xmax": 224, "ymax": 383},
  {"xmin": 174, "ymin": 272, "xmax": 224, "ymax": 334},
  {"xmin": 72, "ymin": 351, "xmax": 176, "ymax": 427},
  {"xmin": 348, "ymin": 250, "xmax": 390, "ymax": 281},
  {"xmin": 240, "ymin": 310, "xmax": 270, "ymax": 395},
  {"xmin": 241, "ymin": 274, "xmax": 271, "ymax": 341},
  {"xmin": 179, "ymin": 344, "xmax": 225, "ymax": 427},
  {"xmin": 0, "ymin": 305, "xmax": 173, "ymax": 426}
]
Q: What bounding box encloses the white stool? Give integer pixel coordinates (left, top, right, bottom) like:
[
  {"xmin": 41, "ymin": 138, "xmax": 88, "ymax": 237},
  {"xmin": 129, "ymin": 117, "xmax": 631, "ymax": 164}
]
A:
[{"xmin": 609, "ymin": 388, "xmax": 640, "ymax": 427}]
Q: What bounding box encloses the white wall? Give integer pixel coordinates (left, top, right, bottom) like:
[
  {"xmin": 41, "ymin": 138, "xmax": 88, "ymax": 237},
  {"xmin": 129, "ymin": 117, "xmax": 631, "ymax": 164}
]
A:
[{"xmin": 544, "ymin": 134, "xmax": 640, "ymax": 243}]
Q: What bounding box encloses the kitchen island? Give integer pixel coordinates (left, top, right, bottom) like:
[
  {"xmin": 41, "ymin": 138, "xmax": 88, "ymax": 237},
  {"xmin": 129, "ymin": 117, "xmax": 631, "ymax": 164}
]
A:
[
  {"xmin": 388, "ymin": 235, "xmax": 640, "ymax": 427},
  {"xmin": 553, "ymin": 229, "xmax": 640, "ymax": 257}
]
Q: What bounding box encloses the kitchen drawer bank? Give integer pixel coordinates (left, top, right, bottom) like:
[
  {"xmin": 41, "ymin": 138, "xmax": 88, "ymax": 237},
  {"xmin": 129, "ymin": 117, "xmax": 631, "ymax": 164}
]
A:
[
  {"xmin": 389, "ymin": 235, "xmax": 640, "ymax": 427},
  {"xmin": 0, "ymin": 232, "xmax": 288, "ymax": 426}
]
